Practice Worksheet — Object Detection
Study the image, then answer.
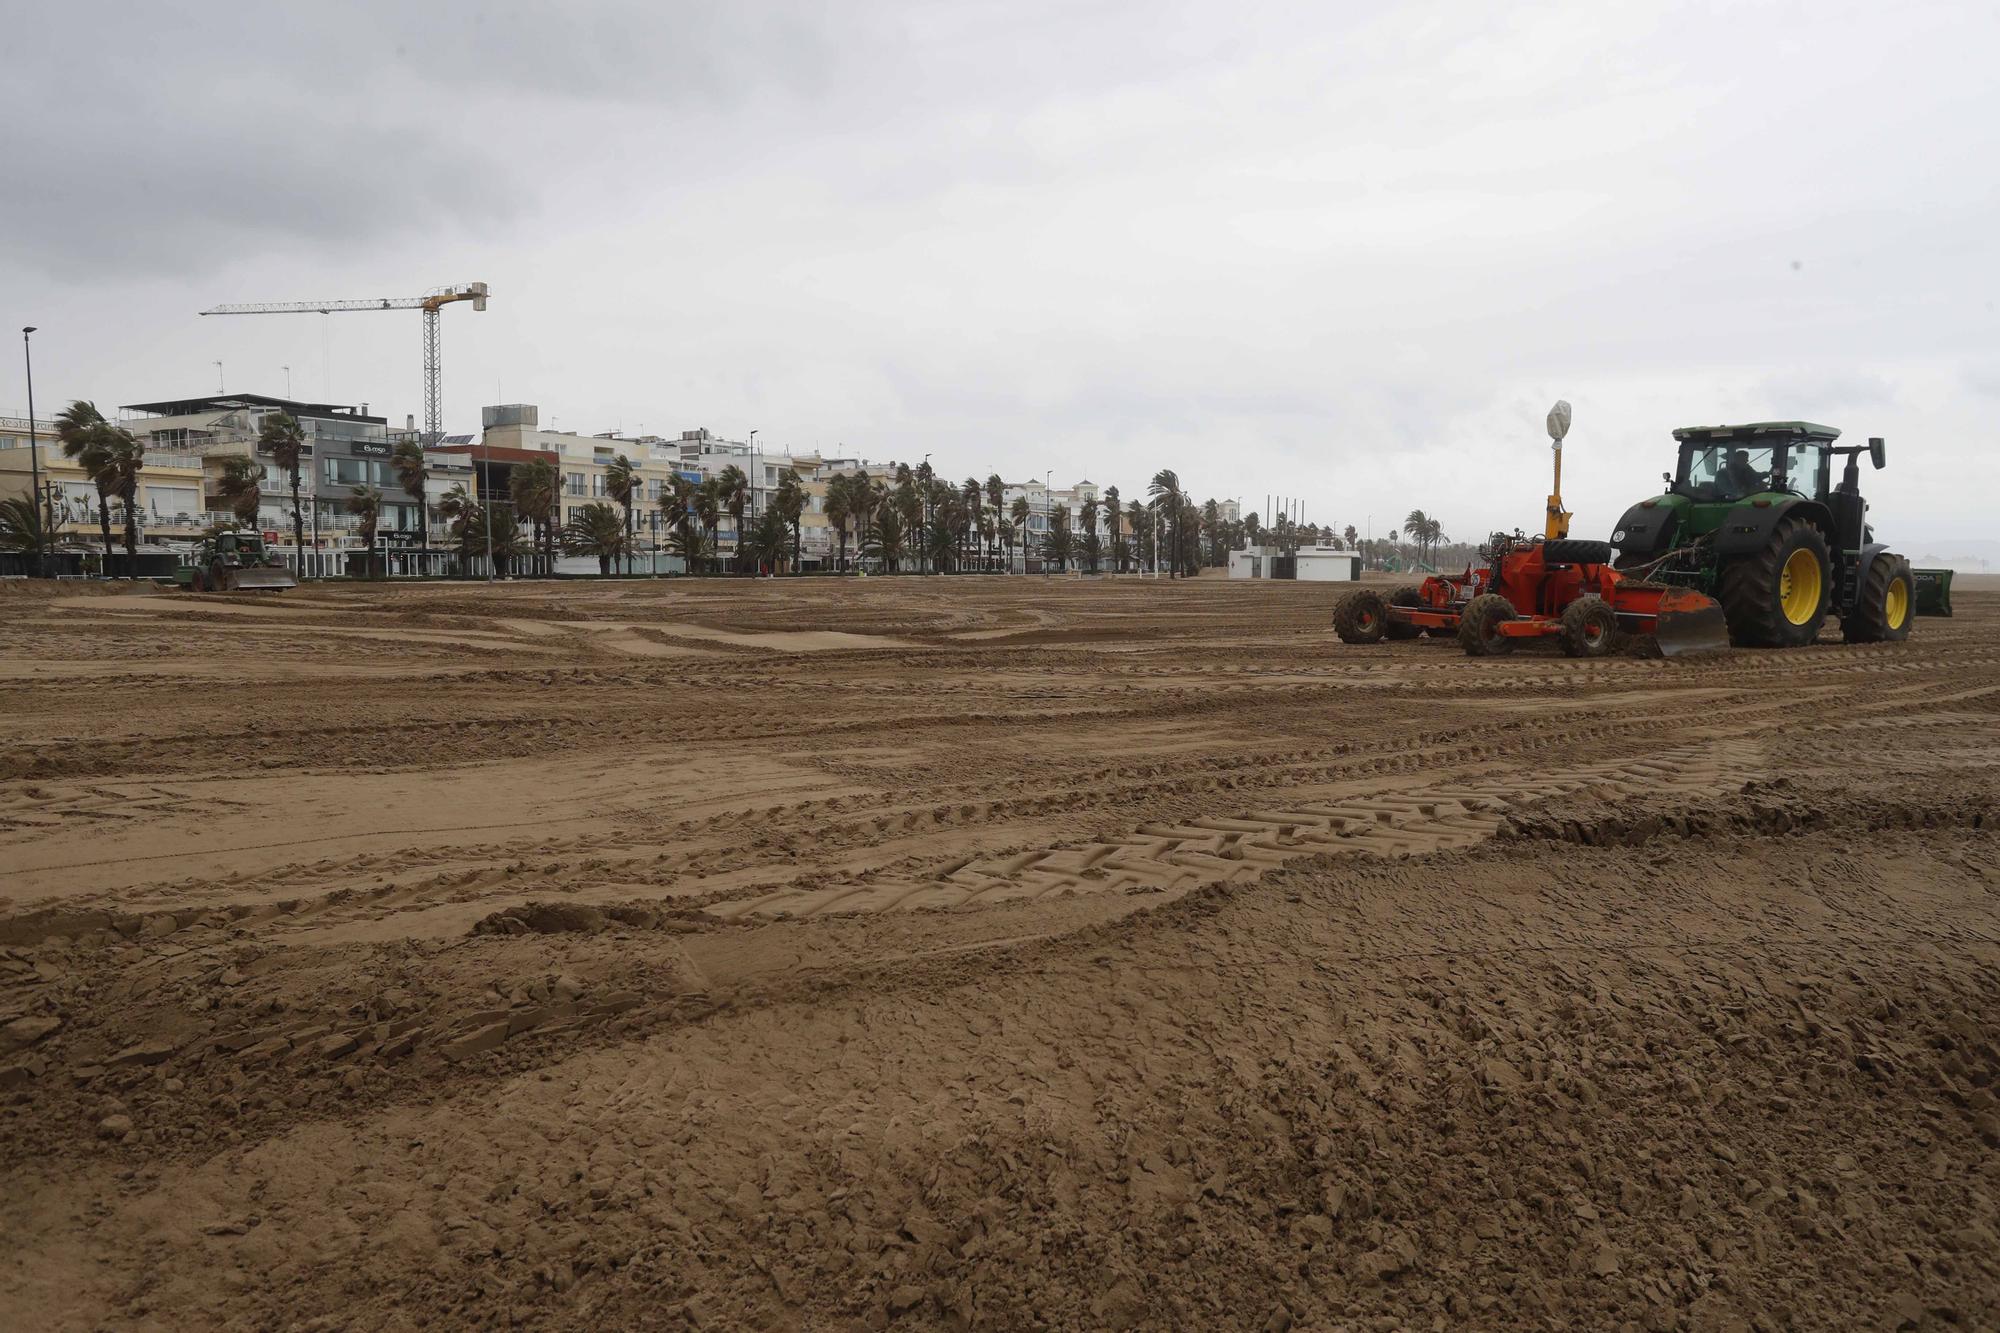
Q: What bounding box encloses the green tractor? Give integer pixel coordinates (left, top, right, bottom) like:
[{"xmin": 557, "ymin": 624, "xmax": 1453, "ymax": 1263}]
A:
[
  {"xmin": 175, "ymin": 530, "xmax": 298, "ymax": 592},
  {"xmin": 1608, "ymin": 422, "xmax": 1950, "ymax": 648}
]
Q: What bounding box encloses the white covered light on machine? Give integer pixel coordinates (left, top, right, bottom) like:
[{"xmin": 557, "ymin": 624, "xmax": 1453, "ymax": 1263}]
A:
[{"xmin": 1547, "ymin": 400, "xmax": 1572, "ymax": 444}]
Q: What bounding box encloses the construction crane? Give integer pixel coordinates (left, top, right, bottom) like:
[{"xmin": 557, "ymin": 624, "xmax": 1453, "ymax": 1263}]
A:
[{"xmin": 200, "ymin": 282, "xmax": 489, "ymax": 445}]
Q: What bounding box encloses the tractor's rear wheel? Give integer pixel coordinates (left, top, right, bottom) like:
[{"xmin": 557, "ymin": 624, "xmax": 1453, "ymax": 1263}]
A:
[
  {"xmin": 209, "ymin": 562, "xmax": 233, "ymax": 593},
  {"xmin": 1559, "ymin": 596, "xmax": 1617, "ymax": 658},
  {"xmin": 1333, "ymin": 589, "xmax": 1389, "ymax": 644},
  {"xmin": 1843, "ymin": 553, "xmax": 1914, "ymax": 644},
  {"xmin": 1718, "ymin": 517, "xmax": 1830, "ymax": 648},
  {"xmin": 1458, "ymin": 593, "xmax": 1518, "ymax": 656},
  {"xmin": 1385, "ymin": 585, "xmax": 1426, "ymax": 639}
]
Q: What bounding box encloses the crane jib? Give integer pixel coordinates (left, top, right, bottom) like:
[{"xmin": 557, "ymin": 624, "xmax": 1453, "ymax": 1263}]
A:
[{"xmin": 193, "ymin": 284, "xmax": 489, "ymax": 446}]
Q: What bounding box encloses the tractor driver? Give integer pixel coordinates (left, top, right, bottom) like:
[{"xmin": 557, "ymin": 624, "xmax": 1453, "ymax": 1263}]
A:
[{"xmin": 1719, "ymin": 448, "xmax": 1766, "ymax": 498}]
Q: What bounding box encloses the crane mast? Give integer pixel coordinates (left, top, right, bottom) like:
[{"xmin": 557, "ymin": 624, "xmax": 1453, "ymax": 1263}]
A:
[{"xmin": 199, "ymin": 283, "xmax": 489, "ymax": 445}]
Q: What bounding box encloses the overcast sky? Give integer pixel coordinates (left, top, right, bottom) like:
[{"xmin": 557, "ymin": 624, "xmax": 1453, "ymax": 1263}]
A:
[{"xmin": 7, "ymin": 0, "xmax": 1997, "ymax": 548}]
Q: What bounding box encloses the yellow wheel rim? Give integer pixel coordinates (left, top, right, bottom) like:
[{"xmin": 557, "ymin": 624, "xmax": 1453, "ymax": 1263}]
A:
[
  {"xmin": 1779, "ymin": 548, "xmax": 1822, "ymax": 625},
  {"xmin": 1884, "ymin": 577, "xmax": 1909, "ymax": 630}
]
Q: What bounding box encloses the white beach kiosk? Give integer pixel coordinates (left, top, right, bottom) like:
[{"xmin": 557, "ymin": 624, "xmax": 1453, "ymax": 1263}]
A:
[{"xmin": 1228, "ymin": 545, "xmax": 1361, "ymax": 581}]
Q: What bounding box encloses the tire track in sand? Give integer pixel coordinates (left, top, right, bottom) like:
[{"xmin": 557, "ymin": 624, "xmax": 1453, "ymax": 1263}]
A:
[{"xmin": 708, "ymin": 736, "xmax": 1763, "ymax": 918}]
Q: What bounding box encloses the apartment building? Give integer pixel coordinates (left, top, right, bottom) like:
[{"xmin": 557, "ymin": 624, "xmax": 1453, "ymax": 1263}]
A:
[
  {"xmin": 476, "ymin": 408, "xmax": 853, "ymax": 570},
  {"xmin": 113, "ymin": 392, "xmax": 479, "ymax": 574},
  {"xmin": 0, "ymin": 428, "xmax": 207, "ymax": 558}
]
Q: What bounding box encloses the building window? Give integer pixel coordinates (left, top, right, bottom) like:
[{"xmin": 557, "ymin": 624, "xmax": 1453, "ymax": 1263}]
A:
[
  {"xmin": 565, "ymin": 473, "xmax": 584, "ymax": 496},
  {"xmin": 148, "ymin": 486, "xmax": 201, "ymax": 519},
  {"xmin": 323, "ymin": 457, "xmax": 375, "ymax": 487}
]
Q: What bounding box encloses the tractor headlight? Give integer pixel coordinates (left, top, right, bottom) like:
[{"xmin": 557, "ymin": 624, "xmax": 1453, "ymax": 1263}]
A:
[{"xmin": 1612, "ymin": 529, "xmax": 1627, "ymax": 544}]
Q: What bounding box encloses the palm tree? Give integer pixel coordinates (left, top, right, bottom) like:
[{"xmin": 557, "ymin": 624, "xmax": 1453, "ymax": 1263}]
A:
[
  {"xmin": 1203, "ymin": 499, "xmax": 1223, "ymax": 568},
  {"xmin": 695, "ymin": 477, "xmax": 724, "ymax": 572},
  {"xmin": 1126, "ymin": 499, "xmax": 1149, "ymax": 572},
  {"xmin": 437, "ymin": 482, "xmax": 477, "ymax": 576},
  {"xmin": 1008, "ymin": 495, "xmax": 1031, "ymax": 572},
  {"xmin": 562, "ymin": 501, "xmax": 630, "ymax": 575},
  {"xmin": 926, "ymin": 495, "xmax": 961, "ymax": 573},
  {"xmin": 749, "ymin": 505, "xmax": 789, "ymax": 574},
  {"xmin": 508, "ymin": 458, "xmax": 560, "ymax": 575},
  {"xmin": 892, "ymin": 474, "xmax": 921, "ymax": 572},
  {"xmin": 1147, "ymin": 469, "xmax": 1181, "ymax": 577},
  {"xmin": 486, "ymin": 506, "xmax": 530, "ymax": 577},
  {"xmin": 1343, "ymin": 524, "xmax": 1358, "ymax": 551},
  {"xmin": 93, "ymin": 429, "xmax": 146, "ymax": 577},
  {"xmin": 259, "ymin": 413, "xmax": 310, "ymax": 577},
  {"xmin": 865, "ymin": 502, "xmax": 907, "ymax": 573},
  {"xmin": 824, "ymin": 473, "xmax": 855, "ymax": 573},
  {"xmin": 1081, "ymin": 496, "xmax": 1101, "ymax": 573},
  {"xmin": 1426, "ymin": 517, "xmax": 1444, "ymax": 560},
  {"xmin": 984, "ymin": 474, "xmax": 1006, "ymax": 571},
  {"xmin": 0, "ymin": 497, "xmax": 45, "ymax": 554},
  {"xmin": 661, "ymin": 474, "xmax": 700, "ymax": 574},
  {"xmin": 390, "ymin": 439, "xmax": 430, "ymax": 562},
  {"xmin": 1402, "ymin": 509, "xmax": 1431, "ymax": 565},
  {"xmin": 712, "ymin": 464, "xmax": 748, "ymax": 571},
  {"xmin": 924, "ymin": 482, "xmax": 956, "ymax": 572},
  {"xmin": 215, "ymin": 455, "xmax": 265, "ymax": 528},
  {"xmin": 1244, "ymin": 512, "xmax": 1263, "ymax": 550},
  {"xmin": 1042, "ymin": 505, "xmax": 1073, "ymax": 573},
  {"xmin": 913, "ymin": 459, "xmax": 936, "ymax": 570},
  {"xmin": 773, "ymin": 468, "xmax": 807, "ymax": 572},
  {"xmin": 54, "ymin": 401, "xmax": 118, "ymax": 566},
  {"xmin": 960, "ymin": 478, "xmax": 983, "ymax": 570},
  {"xmin": 603, "ymin": 455, "xmax": 640, "ymax": 575},
  {"xmin": 1102, "ymin": 485, "xmax": 1122, "ymax": 571},
  {"xmin": 346, "ymin": 485, "xmax": 383, "ymax": 576}
]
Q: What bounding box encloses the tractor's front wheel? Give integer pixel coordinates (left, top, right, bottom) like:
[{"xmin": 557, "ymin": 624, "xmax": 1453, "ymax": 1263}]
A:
[
  {"xmin": 1458, "ymin": 594, "xmax": 1518, "ymax": 656},
  {"xmin": 1333, "ymin": 589, "xmax": 1389, "ymax": 644},
  {"xmin": 1843, "ymin": 553, "xmax": 1914, "ymax": 644},
  {"xmin": 1559, "ymin": 596, "xmax": 1617, "ymax": 658},
  {"xmin": 1719, "ymin": 517, "xmax": 1830, "ymax": 647},
  {"xmin": 1385, "ymin": 585, "xmax": 1426, "ymax": 639}
]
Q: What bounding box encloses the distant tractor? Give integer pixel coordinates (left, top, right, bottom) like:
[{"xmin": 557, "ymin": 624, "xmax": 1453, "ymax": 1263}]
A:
[
  {"xmin": 176, "ymin": 531, "xmax": 298, "ymax": 592},
  {"xmin": 1334, "ymin": 402, "xmax": 1730, "ymax": 657},
  {"xmin": 1609, "ymin": 422, "xmax": 1951, "ymax": 646}
]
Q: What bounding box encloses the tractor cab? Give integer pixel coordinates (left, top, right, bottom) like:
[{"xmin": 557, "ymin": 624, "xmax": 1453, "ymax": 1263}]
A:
[{"xmin": 1668, "ymin": 422, "xmax": 1839, "ymax": 511}]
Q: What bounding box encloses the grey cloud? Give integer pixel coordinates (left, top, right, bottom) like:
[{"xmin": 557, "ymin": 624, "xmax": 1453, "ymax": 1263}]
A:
[
  {"xmin": 5, "ymin": 102, "xmax": 523, "ymax": 279},
  {"xmin": 1752, "ymin": 369, "xmax": 1900, "ymax": 414},
  {"xmin": 6, "ymin": 1, "xmax": 1998, "ymax": 540}
]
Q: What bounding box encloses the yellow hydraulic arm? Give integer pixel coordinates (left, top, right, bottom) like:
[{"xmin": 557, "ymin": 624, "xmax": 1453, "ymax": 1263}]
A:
[{"xmin": 1545, "ymin": 399, "xmax": 1573, "ymax": 540}]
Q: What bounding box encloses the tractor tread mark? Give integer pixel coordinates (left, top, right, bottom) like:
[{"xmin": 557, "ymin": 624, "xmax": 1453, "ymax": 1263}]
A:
[{"xmin": 708, "ymin": 739, "xmax": 1761, "ymax": 919}]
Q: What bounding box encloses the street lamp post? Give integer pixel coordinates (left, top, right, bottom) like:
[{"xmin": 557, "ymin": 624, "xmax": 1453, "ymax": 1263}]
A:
[
  {"xmin": 21, "ymin": 328, "xmax": 44, "ymax": 577},
  {"xmin": 1044, "ymin": 469, "xmax": 1053, "ymax": 576},
  {"xmin": 481, "ymin": 447, "xmax": 495, "ymax": 582},
  {"xmin": 746, "ymin": 429, "xmax": 759, "ymax": 574},
  {"xmin": 922, "ymin": 452, "xmax": 932, "ymax": 574}
]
